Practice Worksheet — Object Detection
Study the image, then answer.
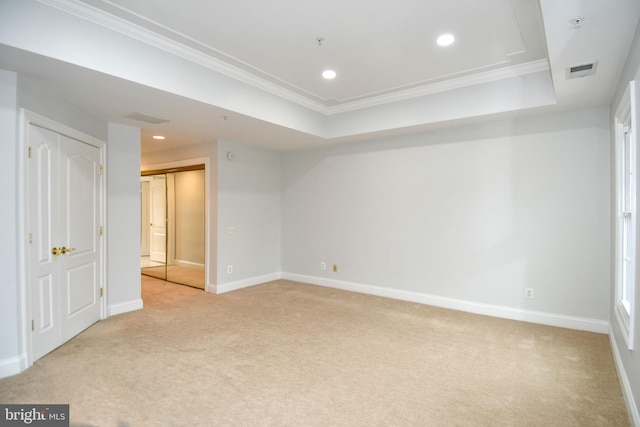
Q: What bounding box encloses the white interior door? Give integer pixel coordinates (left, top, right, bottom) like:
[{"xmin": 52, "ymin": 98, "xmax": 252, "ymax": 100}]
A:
[
  {"xmin": 149, "ymin": 176, "xmax": 166, "ymax": 263},
  {"xmin": 59, "ymin": 134, "xmax": 102, "ymax": 342},
  {"xmin": 29, "ymin": 124, "xmax": 102, "ymax": 361},
  {"xmin": 30, "ymin": 125, "xmax": 60, "ymax": 360}
]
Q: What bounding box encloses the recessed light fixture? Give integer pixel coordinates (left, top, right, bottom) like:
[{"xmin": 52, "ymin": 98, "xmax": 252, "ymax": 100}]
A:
[
  {"xmin": 436, "ymin": 33, "xmax": 455, "ymax": 47},
  {"xmin": 152, "ymin": 135, "xmax": 165, "ymax": 140},
  {"xmin": 322, "ymin": 69, "xmax": 337, "ymax": 80}
]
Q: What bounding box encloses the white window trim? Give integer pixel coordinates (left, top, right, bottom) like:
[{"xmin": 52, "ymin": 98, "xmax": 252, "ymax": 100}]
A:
[{"xmin": 615, "ymin": 80, "xmax": 637, "ymax": 350}]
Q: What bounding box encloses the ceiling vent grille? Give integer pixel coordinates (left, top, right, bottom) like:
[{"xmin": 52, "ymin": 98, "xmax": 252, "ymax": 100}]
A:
[
  {"xmin": 124, "ymin": 112, "xmax": 170, "ymax": 124},
  {"xmin": 566, "ymin": 62, "xmax": 598, "ymax": 79}
]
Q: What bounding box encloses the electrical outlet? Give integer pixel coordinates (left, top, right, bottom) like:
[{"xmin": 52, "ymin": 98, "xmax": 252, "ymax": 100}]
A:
[
  {"xmin": 333, "ymin": 264, "xmax": 338, "ymax": 273},
  {"xmin": 320, "ymin": 262, "xmax": 326, "ymax": 271},
  {"xmin": 525, "ymin": 288, "xmax": 534, "ymax": 299},
  {"xmin": 227, "ymin": 265, "xmax": 233, "ymax": 274}
]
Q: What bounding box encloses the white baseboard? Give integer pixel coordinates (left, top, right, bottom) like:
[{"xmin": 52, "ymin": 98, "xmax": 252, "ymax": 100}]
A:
[
  {"xmin": 108, "ymin": 298, "xmax": 143, "ymax": 316},
  {"xmin": 609, "ymin": 327, "xmax": 640, "ymax": 426},
  {"xmin": 0, "ymin": 354, "xmax": 27, "ymax": 379},
  {"xmin": 214, "ymin": 272, "xmax": 282, "ymax": 294},
  {"xmin": 282, "ymin": 273, "xmax": 609, "ymax": 334}
]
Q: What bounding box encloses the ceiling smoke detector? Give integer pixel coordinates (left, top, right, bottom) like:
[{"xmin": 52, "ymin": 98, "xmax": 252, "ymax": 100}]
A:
[
  {"xmin": 566, "ymin": 62, "xmax": 598, "ymax": 79},
  {"xmin": 570, "ymin": 16, "xmax": 585, "ymax": 27}
]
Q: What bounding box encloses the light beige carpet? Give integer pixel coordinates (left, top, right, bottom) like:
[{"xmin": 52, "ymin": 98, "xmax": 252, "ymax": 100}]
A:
[{"xmin": 0, "ymin": 276, "xmax": 629, "ymax": 426}]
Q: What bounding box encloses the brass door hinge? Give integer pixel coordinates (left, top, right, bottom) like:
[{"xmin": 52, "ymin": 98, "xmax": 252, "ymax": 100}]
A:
[
  {"xmin": 28, "ymin": 147, "xmax": 32, "ymax": 159},
  {"xmin": 99, "ymin": 226, "xmax": 103, "ymax": 236},
  {"xmin": 98, "ymin": 164, "xmax": 103, "ymax": 175},
  {"xmin": 100, "ymin": 288, "xmax": 103, "ymax": 298},
  {"xmin": 29, "ymin": 233, "xmax": 32, "ymax": 244},
  {"xmin": 31, "ymin": 320, "xmax": 34, "ymax": 331}
]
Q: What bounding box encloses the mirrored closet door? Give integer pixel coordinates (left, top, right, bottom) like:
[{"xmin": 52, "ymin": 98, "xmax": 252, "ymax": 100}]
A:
[{"xmin": 140, "ymin": 165, "xmax": 205, "ymax": 289}]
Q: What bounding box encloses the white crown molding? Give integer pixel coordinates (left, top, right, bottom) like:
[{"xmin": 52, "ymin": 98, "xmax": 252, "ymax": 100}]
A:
[
  {"xmin": 35, "ymin": 0, "xmax": 329, "ymax": 113},
  {"xmin": 326, "ymin": 59, "xmax": 551, "ymax": 115},
  {"xmin": 36, "ymin": 0, "xmax": 551, "ymax": 117}
]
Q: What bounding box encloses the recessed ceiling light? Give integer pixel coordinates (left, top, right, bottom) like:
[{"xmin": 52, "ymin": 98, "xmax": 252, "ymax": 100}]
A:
[
  {"xmin": 436, "ymin": 34, "xmax": 455, "ymax": 47},
  {"xmin": 322, "ymin": 69, "xmax": 337, "ymax": 80},
  {"xmin": 152, "ymin": 135, "xmax": 165, "ymax": 140}
]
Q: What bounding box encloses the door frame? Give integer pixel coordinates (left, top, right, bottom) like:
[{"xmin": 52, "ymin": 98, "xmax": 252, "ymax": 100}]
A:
[
  {"xmin": 148, "ymin": 175, "xmax": 168, "ymax": 263},
  {"xmin": 141, "ymin": 158, "xmax": 210, "ymax": 291},
  {"xmin": 140, "ymin": 177, "xmax": 151, "ymax": 257},
  {"xmin": 17, "ymin": 109, "xmax": 107, "ymax": 369}
]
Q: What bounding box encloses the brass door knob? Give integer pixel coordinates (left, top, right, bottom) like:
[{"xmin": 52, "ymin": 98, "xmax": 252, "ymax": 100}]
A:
[
  {"xmin": 51, "ymin": 247, "xmax": 61, "ymax": 256},
  {"xmin": 61, "ymin": 246, "xmax": 76, "ymax": 254}
]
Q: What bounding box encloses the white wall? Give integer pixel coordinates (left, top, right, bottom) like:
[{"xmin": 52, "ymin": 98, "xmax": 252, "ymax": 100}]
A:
[
  {"xmin": 0, "ymin": 70, "xmax": 20, "ymax": 376},
  {"xmin": 0, "ymin": 71, "xmax": 143, "ymax": 378},
  {"xmin": 143, "ymin": 141, "xmax": 282, "ymax": 293},
  {"xmin": 19, "ymin": 74, "xmax": 142, "ymax": 317},
  {"xmin": 106, "ymin": 123, "xmax": 143, "ymax": 315},
  {"xmin": 216, "ymin": 140, "xmax": 281, "ymax": 292},
  {"xmin": 610, "ymin": 18, "xmax": 640, "ymax": 426},
  {"xmin": 283, "ymin": 108, "xmax": 611, "ymax": 331},
  {"xmin": 17, "ymin": 75, "xmax": 106, "ymax": 141}
]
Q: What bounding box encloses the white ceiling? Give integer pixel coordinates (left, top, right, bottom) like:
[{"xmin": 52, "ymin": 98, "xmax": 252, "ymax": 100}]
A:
[
  {"xmin": 78, "ymin": 0, "xmax": 548, "ymax": 105},
  {"xmin": 0, "ymin": 0, "xmax": 639, "ymax": 152}
]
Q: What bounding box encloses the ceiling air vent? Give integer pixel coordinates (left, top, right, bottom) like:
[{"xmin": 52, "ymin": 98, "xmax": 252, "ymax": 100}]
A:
[
  {"xmin": 566, "ymin": 62, "xmax": 598, "ymax": 79},
  {"xmin": 124, "ymin": 112, "xmax": 170, "ymax": 124}
]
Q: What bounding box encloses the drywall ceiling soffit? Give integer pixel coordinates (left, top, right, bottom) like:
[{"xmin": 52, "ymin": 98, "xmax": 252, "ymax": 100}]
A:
[
  {"xmin": 3, "ymin": 0, "xmax": 638, "ymax": 152},
  {"xmin": 539, "ymin": 0, "xmax": 640, "ymax": 109},
  {"xmin": 45, "ymin": 0, "xmax": 550, "ymax": 113}
]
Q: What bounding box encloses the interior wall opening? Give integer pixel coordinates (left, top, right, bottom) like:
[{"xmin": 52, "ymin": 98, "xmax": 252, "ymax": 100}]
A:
[{"xmin": 140, "ymin": 164, "xmax": 206, "ymax": 289}]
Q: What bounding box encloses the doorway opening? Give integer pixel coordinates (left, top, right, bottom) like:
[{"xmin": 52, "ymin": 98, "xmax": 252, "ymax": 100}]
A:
[{"xmin": 141, "ymin": 164, "xmax": 206, "ymax": 289}]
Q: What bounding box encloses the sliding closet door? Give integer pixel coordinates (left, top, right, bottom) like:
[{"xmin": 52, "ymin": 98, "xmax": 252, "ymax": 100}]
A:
[
  {"xmin": 149, "ymin": 176, "xmax": 167, "ymax": 264},
  {"xmin": 140, "ymin": 174, "xmax": 167, "ymax": 280},
  {"xmin": 167, "ymin": 170, "xmax": 205, "ymax": 289},
  {"xmin": 141, "ymin": 166, "xmax": 205, "ymax": 289}
]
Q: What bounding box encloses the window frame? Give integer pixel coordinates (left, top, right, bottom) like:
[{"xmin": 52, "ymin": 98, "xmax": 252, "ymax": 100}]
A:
[{"xmin": 615, "ymin": 80, "xmax": 637, "ymax": 350}]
